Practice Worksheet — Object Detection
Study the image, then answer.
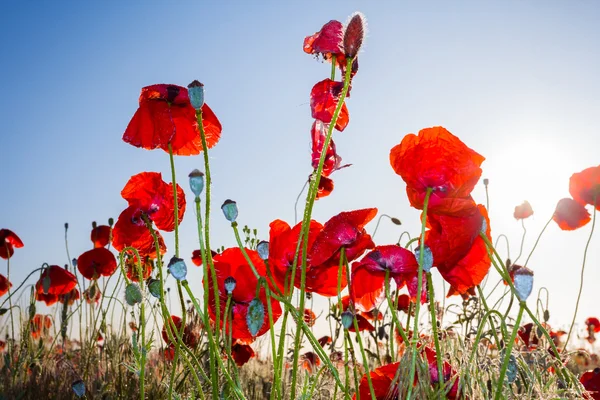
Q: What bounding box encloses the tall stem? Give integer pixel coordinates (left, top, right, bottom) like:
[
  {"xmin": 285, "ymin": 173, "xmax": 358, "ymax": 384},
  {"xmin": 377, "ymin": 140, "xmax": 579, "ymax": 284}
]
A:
[
  {"xmin": 495, "ymin": 303, "xmax": 524, "ymax": 400},
  {"xmin": 426, "ymin": 272, "xmax": 444, "ymax": 391},
  {"xmin": 523, "ymin": 216, "xmax": 552, "ymax": 268},
  {"xmin": 407, "ymin": 187, "xmax": 433, "ymax": 399}
]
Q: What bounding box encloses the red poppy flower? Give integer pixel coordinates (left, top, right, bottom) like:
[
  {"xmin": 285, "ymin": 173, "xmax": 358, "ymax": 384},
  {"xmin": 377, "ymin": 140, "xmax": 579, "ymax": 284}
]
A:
[
  {"xmin": 207, "ymin": 248, "xmax": 282, "ymax": 341},
  {"xmin": 124, "ymin": 253, "xmax": 153, "ymax": 282},
  {"xmin": 301, "ymin": 352, "xmax": 321, "ymax": 374},
  {"xmin": 517, "ymin": 322, "xmax": 543, "ymax": 350},
  {"xmin": 310, "ymin": 79, "xmax": 349, "ymax": 132},
  {"xmin": 112, "ymin": 207, "xmax": 167, "ymax": 258},
  {"xmin": 351, "ymin": 245, "xmax": 422, "ymax": 312},
  {"xmin": 123, "ymin": 84, "xmax": 222, "ymax": 156},
  {"xmin": 316, "ymin": 176, "xmax": 335, "ymax": 199},
  {"xmin": 514, "ymin": 201, "xmax": 534, "ymax": 220},
  {"xmin": 267, "ymin": 219, "xmax": 323, "ymax": 296},
  {"xmin": 396, "ymin": 294, "xmax": 411, "ymax": 313},
  {"xmin": 303, "ymin": 308, "xmax": 317, "ymax": 327},
  {"xmin": 77, "ymin": 248, "xmax": 117, "ymax": 280},
  {"xmin": 424, "ymin": 347, "xmax": 460, "ymax": 399},
  {"xmin": 0, "ymin": 341, "xmax": 5, "ymax": 352},
  {"xmin": 91, "ymin": 225, "xmax": 111, "ymax": 248},
  {"xmin": 35, "ymin": 291, "xmax": 59, "ymax": 306},
  {"xmin": 231, "ymin": 342, "xmax": 255, "ymax": 367},
  {"xmin": 36, "ymin": 265, "xmax": 77, "ymax": 296},
  {"xmin": 390, "ymin": 127, "xmax": 485, "ymax": 216},
  {"xmin": 581, "ymin": 368, "xmax": 600, "ymax": 400},
  {"xmin": 83, "ymin": 282, "xmax": 102, "ymax": 304},
  {"xmin": 191, "ymin": 250, "xmax": 202, "ymax": 266},
  {"xmin": 570, "ymin": 166, "xmax": 600, "ymax": 209},
  {"xmin": 353, "ymin": 362, "xmax": 400, "ymax": 400},
  {"xmin": 163, "ymin": 346, "xmax": 175, "ymax": 361},
  {"xmin": 161, "ymin": 315, "xmax": 200, "ymax": 349},
  {"xmin": 59, "ymin": 288, "xmax": 80, "ymax": 306},
  {"xmin": 553, "ymin": 198, "xmax": 591, "ymax": 230},
  {"xmin": 318, "ymin": 335, "xmax": 332, "ymax": 347},
  {"xmin": 0, "ymin": 274, "xmax": 12, "ymax": 297},
  {"xmin": 0, "ymin": 229, "xmax": 24, "ymax": 259},
  {"xmin": 303, "ymin": 19, "xmax": 360, "ymax": 77},
  {"xmin": 586, "ymin": 317, "xmax": 600, "ymax": 333}
]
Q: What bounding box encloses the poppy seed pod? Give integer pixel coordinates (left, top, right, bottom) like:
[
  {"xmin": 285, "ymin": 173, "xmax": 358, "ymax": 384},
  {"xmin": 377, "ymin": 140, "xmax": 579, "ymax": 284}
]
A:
[
  {"xmin": 341, "ymin": 311, "xmax": 354, "ymax": 329},
  {"xmin": 221, "ymin": 199, "xmax": 238, "ymax": 223},
  {"xmin": 148, "ymin": 279, "xmax": 161, "ymax": 299},
  {"xmin": 167, "ymin": 256, "xmax": 187, "ymax": 281},
  {"xmin": 187, "ymin": 80, "xmax": 205, "ymax": 110},
  {"xmin": 224, "ymin": 276, "xmax": 236, "ymax": 294},
  {"xmin": 188, "ymin": 169, "xmax": 205, "ymax": 197},
  {"xmin": 415, "ymin": 245, "xmax": 433, "ymax": 273},
  {"xmin": 256, "ymin": 241, "xmax": 269, "ymax": 260},
  {"xmin": 512, "ymin": 266, "xmax": 534, "ymax": 301}
]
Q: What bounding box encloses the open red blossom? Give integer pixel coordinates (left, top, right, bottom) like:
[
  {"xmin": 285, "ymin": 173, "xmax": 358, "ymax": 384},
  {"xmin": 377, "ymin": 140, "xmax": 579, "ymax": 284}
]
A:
[
  {"xmin": 35, "ymin": 291, "xmax": 59, "ymax": 306},
  {"xmin": 77, "ymin": 248, "xmax": 117, "ymax": 280},
  {"xmin": 0, "ymin": 274, "xmax": 12, "ymax": 297},
  {"xmin": 586, "ymin": 317, "xmax": 600, "ymax": 333},
  {"xmin": 267, "ymin": 219, "xmax": 323, "ymax": 296},
  {"xmin": 0, "ymin": 229, "xmax": 24, "ymax": 259},
  {"xmin": 161, "ymin": 315, "xmax": 200, "ymax": 349},
  {"xmin": 124, "ymin": 254, "xmax": 153, "ymax": 282},
  {"xmin": 318, "ymin": 335, "xmax": 332, "ymax": 347},
  {"xmin": 36, "ymin": 265, "xmax": 77, "ymax": 296},
  {"xmin": 570, "ymin": 166, "xmax": 600, "ymax": 209},
  {"xmin": 112, "ymin": 206, "xmax": 167, "ymax": 258},
  {"xmin": 514, "ymin": 201, "xmax": 534, "ymax": 220},
  {"xmin": 91, "ymin": 225, "xmax": 111, "ymax": 248},
  {"xmin": 123, "ymin": 84, "xmax": 222, "ymax": 156},
  {"xmin": 310, "ymin": 79, "xmax": 350, "ymax": 132},
  {"xmin": 353, "ymin": 362, "xmax": 400, "ymax": 400},
  {"xmin": 581, "ymin": 368, "xmax": 600, "ymax": 400},
  {"xmin": 553, "ymin": 198, "xmax": 591, "ymax": 231},
  {"xmin": 390, "ymin": 127, "xmax": 485, "ymax": 216},
  {"xmin": 231, "ymin": 342, "xmax": 255, "ymax": 367},
  {"xmin": 59, "ymin": 288, "xmax": 80, "ymax": 306},
  {"xmin": 207, "ymin": 248, "xmax": 282, "ymax": 341},
  {"xmin": 351, "ymin": 245, "xmax": 421, "ymax": 312}
]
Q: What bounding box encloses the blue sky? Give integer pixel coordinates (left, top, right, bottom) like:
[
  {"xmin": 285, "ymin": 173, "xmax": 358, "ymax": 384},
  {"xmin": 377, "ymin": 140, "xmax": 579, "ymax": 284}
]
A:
[{"xmin": 1, "ymin": 1, "xmax": 599, "ymax": 341}]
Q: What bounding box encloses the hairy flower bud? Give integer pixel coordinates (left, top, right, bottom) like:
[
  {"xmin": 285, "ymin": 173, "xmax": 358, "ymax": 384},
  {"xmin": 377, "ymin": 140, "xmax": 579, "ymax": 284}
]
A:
[{"xmin": 343, "ymin": 12, "xmax": 366, "ymax": 59}]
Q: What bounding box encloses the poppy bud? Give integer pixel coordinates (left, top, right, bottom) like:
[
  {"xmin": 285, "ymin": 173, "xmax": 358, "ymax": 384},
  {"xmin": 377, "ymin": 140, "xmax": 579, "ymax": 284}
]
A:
[
  {"xmin": 483, "ymin": 178, "xmax": 489, "ymax": 187},
  {"xmin": 221, "ymin": 199, "xmax": 238, "ymax": 223},
  {"xmin": 257, "ymin": 241, "xmax": 269, "ymax": 260},
  {"xmin": 167, "ymin": 257, "xmax": 187, "ymax": 281},
  {"xmin": 125, "ymin": 283, "xmax": 143, "ymax": 306},
  {"xmin": 72, "ymin": 379, "xmax": 86, "ymax": 398},
  {"xmin": 148, "ymin": 279, "xmax": 161, "ymax": 299},
  {"xmin": 246, "ymin": 298, "xmax": 265, "ymax": 337},
  {"xmin": 64, "ymin": 222, "xmax": 69, "ymax": 230},
  {"xmin": 92, "ymin": 221, "xmax": 97, "ymax": 229},
  {"xmin": 343, "ymin": 12, "xmax": 366, "ymax": 59},
  {"xmin": 341, "ymin": 311, "xmax": 354, "ymax": 329},
  {"xmin": 224, "ymin": 276, "xmax": 236, "ymax": 294},
  {"xmin": 187, "ymin": 80, "xmax": 205, "ymax": 110},
  {"xmin": 108, "ymin": 217, "xmax": 114, "ymax": 227},
  {"xmin": 390, "ymin": 217, "xmax": 402, "ymax": 225},
  {"xmin": 415, "ymin": 245, "xmax": 433, "ymax": 273},
  {"xmin": 512, "ymin": 266, "xmax": 534, "ymax": 301},
  {"xmin": 188, "ymin": 169, "xmax": 205, "ymax": 197}
]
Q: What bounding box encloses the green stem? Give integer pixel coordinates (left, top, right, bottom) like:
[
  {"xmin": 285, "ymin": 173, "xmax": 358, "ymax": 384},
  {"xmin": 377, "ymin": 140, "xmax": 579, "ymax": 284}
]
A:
[
  {"xmin": 426, "ymin": 272, "xmax": 444, "ymax": 392},
  {"xmin": 513, "ymin": 219, "xmax": 527, "ymax": 264},
  {"xmin": 523, "ymin": 216, "xmax": 552, "ymax": 268},
  {"xmin": 407, "ymin": 187, "xmax": 433, "ymax": 399},
  {"xmin": 563, "ymin": 197, "xmax": 596, "ymax": 349},
  {"xmin": 495, "ymin": 303, "xmax": 524, "ymax": 400}
]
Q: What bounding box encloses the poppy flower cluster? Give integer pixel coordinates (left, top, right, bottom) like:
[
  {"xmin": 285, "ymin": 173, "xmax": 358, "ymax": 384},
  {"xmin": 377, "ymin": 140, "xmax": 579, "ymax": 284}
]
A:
[
  {"xmin": 34, "ymin": 265, "xmax": 78, "ymax": 306},
  {"xmin": 123, "ymin": 83, "xmax": 222, "ymax": 156},
  {"xmin": 0, "ymin": 229, "xmax": 24, "ymax": 260},
  {"xmin": 552, "ymin": 165, "xmax": 599, "ymax": 230},
  {"xmin": 390, "ymin": 127, "xmax": 492, "ymax": 297},
  {"xmin": 267, "ymin": 208, "xmax": 376, "ymax": 297},
  {"xmin": 206, "ymin": 247, "xmax": 282, "ymax": 341},
  {"xmin": 112, "ymin": 172, "xmax": 186, "ymax": 258},
  {"xmin": 303, "ymin": 14, "xmax": 366, "ymax": 199}
]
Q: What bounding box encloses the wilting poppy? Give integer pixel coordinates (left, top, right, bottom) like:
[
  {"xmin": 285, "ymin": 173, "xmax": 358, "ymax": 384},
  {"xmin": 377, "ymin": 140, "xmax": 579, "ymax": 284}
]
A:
[
  {"xmin": 514, "ymin": 201, "xmax": 534, "ymax": 220},
  {"xmin": 0, "ymin": 229, "xmax": 24, "ymax": 259},
  {"xmin": 231, "ymin": 342, "xmax": 255, "ymax": 367},
  {"xmin": 59, "ymin": 288, "xmax": 80, "ymax": 306},
  {"xmin": 310, "ymin": 79, "xmax": 349, "ymax": 132},
  {"xmin": 580, "ymin": 368, "xmax": 600, "ymax": 400},
  {"xmin": 83, "ymin": 282, "xmax": 102, "ymax": 304},
  {"xmin": 91, "ymin": 225, "xmax": 111, "ymax": 248},
  {"xmin": 351, "ymin": 245, "xmax": 422, "ymax": 312},
  {"xmin": 123, "ymin": 84, "xmax": 222, "ymax": 156},
  {"xmin": 517, "ymin": 322, "xmax": 544, "ymax": 350},
  {"xmin": 318, "ymin": 335, "xmax": 332, "ymax": 347},
  {"xmin": 161, "ymin": 315, "xmax": 200, "ymax": 349},
  {"xmin": 303, "ymin": 19, "xmax": 360, "ymax": 77},
  {"xmin": 207, "ymin": 248, "xmax": 282, "ymax": 341},
  {"xmin": 311, "ymin": 120, "xmax": 348, "ymax": 177},
  {"xmin": 35, "ymin": 291, "xmax": 59, "ymax": 306},
  {"xmin": 77, "ymin": 248, "xmax": 117, "ymax": 280},
  {"xmin": 316, "ymin": 176, "xmax": 335, "ymax": 199},
  {"xmin": 569, "ymin": 166, "xmax": 600, "ymax": 209},
  {"xmin": 390, "ymin": 127, "xmax": 485, "ymax": 216},
  {"xmin": 267, "ymin": 219, "xmax": 323, "ymax": 296},
  {"xmin": 0, "ymin": 274, "xmax": 12, "ymax": 297},
  {"xmin": 124, "ymin": 253, "xmax": 153, "ymax": 282},
  {"xmin": 301, "ymin": 352, "xmax": 321, "ymax": 374},
  {"xmin": 553, "ymin": 198, "xmax": 591, "ymax": 230},
  {"xmin": 36, "ymin": 266, "xmax": 77, "ymax": 296},
  {"xmin": 586, "ymin": 317, "xmax": 600, "ymax": 333},
  {"xmin": 303, "ymin": 308, "xmax": 317, "ymax": 327}
]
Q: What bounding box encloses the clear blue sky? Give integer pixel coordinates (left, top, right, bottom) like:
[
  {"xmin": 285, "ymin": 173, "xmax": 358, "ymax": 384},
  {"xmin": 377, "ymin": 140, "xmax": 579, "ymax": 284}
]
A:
[{"xmin": 1, "ymin": 1, "xmax": 599, "ymax": 341}]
